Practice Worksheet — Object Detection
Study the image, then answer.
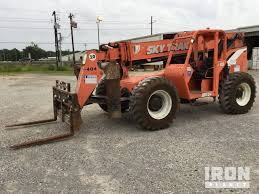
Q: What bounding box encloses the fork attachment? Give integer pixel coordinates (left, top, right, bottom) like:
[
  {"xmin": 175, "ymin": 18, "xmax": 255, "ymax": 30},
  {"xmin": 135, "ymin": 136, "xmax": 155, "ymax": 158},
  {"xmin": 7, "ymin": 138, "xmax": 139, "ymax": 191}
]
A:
[{"xmin": 6, "ymin": 80, "xmax": 82, "ymax": 150}]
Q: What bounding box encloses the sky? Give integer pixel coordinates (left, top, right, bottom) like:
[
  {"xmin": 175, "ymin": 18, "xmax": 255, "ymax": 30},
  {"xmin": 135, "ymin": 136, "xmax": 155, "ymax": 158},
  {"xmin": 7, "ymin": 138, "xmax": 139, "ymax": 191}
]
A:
[{"xmin": 0, "ymin": 0, "xmax": 259, "ymax": 51}]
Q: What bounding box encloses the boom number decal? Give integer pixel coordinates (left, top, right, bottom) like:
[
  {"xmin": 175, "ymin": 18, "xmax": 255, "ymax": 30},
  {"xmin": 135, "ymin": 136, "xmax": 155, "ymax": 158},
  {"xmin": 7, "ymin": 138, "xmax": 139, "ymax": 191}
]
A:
[{"xmin": 89, "ymin": 53, "xmax": 96, "ymax": 61}]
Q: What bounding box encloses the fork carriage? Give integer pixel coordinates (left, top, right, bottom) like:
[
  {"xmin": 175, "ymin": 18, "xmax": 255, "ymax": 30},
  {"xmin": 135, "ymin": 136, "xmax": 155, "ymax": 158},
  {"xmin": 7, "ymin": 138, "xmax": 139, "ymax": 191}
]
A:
[{"xmin": 6, "ymin": 80, "xmax": 82, "ymax": 149}]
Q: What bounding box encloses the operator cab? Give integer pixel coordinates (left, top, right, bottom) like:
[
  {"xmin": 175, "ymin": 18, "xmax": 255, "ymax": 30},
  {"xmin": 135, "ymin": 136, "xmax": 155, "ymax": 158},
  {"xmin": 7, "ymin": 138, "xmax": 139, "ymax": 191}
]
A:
[
  {"xmin": 194, "ymin": 48, "xmax": 214, "ymax": 79},
  {"xmin": 165, "ymin": 30, "xmax": 227, "ymax": 99}
]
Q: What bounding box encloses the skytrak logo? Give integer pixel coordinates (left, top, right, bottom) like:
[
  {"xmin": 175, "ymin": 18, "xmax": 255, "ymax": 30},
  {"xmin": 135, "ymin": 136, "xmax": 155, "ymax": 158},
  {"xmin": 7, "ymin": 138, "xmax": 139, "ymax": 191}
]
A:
[{"xmin": 146, "ymin": 42, "xmax": 189, "ymax": 55}]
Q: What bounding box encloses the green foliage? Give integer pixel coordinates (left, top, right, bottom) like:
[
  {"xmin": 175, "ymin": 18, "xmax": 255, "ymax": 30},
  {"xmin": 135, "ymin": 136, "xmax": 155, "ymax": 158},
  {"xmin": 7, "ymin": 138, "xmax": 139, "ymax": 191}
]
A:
[
  {"xmin": 0, "ymin": 64, "xmax": 73, "ymax": 75},
  {"xmin": 0, "ymin": 64, "xmax": 22, "ymax": 72},
  {"xmin": 21, "ymin": 66, "xmax": 33, "ymax": 71},
  {"xmin": 0, "ymin": 44, "xmax": 74, "ymax": 62},
  {"xmin": 57, "ymin": 66, "xmax": 71, "ymax": 71},
  {"xmin": 0, "ymin": 48, "xmax": 21, "ymax": 61},
  {"xmin": 23, "ymin": 43, "xmax": 47, "ymax": 60},
  {"xmin": 48, "ymin": 64, "xmax": 55, "ymax": 71}
]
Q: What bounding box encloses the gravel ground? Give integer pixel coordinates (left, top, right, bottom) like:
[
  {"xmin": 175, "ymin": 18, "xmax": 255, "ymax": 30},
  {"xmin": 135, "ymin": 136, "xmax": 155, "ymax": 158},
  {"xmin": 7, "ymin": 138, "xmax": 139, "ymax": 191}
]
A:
[{"xmin": 0, "ymin": 71, "xmax": 259, "ymax": 194}]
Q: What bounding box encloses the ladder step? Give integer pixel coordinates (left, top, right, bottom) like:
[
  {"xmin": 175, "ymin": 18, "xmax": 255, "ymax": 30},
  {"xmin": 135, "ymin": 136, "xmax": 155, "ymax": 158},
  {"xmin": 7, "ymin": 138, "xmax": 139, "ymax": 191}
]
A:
[{"xmin": 190, "ymin": 90, "xmax": 201, "ymax": 94}]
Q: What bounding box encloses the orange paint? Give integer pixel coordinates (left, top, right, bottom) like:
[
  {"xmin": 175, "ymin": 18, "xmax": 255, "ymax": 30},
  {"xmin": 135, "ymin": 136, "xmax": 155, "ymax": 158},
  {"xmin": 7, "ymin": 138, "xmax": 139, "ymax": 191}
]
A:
[{"xmin": 75, "ymin": 29, "xmax": 248, "ymax": 106}]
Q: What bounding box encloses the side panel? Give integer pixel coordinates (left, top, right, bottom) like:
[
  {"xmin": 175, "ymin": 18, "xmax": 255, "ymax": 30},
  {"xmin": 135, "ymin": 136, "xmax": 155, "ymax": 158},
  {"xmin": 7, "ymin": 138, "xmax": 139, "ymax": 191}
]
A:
[
  {"xmin": 164, "ymin": 64, "xmax": 193, "ymax": 99},
  {"xmin": 76, "ymin": 50, "xmax": 103, "ymax": 107},
  {"xmin": 227, "ymin": 47, "xmax": 248, "ymax": 73}
]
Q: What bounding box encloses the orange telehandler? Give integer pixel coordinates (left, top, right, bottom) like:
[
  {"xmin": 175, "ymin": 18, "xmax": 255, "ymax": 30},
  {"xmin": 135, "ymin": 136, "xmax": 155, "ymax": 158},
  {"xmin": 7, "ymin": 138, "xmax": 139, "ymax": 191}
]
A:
[{"xmin": 6, "ymin": 29, "xmax": 256, "ymax": 149}]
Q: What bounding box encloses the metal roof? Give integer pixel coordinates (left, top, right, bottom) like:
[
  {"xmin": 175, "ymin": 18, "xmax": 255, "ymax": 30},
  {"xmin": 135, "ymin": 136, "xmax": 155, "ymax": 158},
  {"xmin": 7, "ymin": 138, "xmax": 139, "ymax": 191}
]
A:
[
  {"xmin": 228, "ymin": 25, "xmax": 259, "ymax": 37},
  {"xmin": 117, "ymin": 32, "xmax": 178, "ymax": 43}
]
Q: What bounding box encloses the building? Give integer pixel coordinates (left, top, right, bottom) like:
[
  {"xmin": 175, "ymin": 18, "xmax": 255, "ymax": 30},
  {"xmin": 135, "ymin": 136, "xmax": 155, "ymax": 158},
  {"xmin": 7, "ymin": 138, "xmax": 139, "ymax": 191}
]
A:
[
  {"xmin": 39, "ymin": 52, "xmax": 85, "ymax": 63},
  {"xmin": 62, "ymin": 51, "xmax": 85, "ymax": 62},
  {"xmin": 229, "ymin": 25, "xmax": 259, "ymax": 69},
  {"xmin": 118, "ymin": 32, "xmax": 176, "ymax": 43}
]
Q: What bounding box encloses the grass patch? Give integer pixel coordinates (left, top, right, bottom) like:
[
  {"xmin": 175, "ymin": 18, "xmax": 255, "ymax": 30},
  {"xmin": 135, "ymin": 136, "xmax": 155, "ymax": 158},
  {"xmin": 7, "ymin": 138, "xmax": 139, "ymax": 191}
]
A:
[{"xmin": 0, "ymin": 64, "xmax": 74, "ymax": 75}]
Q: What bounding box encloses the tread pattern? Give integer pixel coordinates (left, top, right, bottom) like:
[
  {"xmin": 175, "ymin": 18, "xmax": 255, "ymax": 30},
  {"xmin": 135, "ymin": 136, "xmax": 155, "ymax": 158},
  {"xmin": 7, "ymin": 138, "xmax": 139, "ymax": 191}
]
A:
[
  {"xmin": 95, "ymin": 80, "xmax": 108, "ymax": 112},
  {"xmin": 129, "ymin": 77, "xmax": 179, "ymax": 130},
  {"xmin": 219, "ymin": 72, "xmax": 256, "ymax": 114},
  {"xmin": 96, "ymin": 80, "xmax": 130, "ymax": 112}
]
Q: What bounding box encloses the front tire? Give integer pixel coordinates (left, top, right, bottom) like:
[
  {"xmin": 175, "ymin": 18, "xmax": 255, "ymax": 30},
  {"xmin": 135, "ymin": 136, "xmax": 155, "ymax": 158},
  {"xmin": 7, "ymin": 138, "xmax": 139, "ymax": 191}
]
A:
[
  {"xmin": 129, "ymin": 77, "xmax": 179, "ymax": 130},
  {"xmin": 95, "ymin": 80, "xmax": 130, "ymax": 113},
  {"xmin": 219, "ymin": 72, "xmax": 256, "ymax": 114}
]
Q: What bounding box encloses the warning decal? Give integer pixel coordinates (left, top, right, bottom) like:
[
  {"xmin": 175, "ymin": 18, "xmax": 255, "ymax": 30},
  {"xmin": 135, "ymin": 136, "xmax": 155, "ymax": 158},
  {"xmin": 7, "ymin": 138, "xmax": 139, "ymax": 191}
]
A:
[{"xmin": 85, "ymin": 75, "xmax": 97, "ymax": 84}]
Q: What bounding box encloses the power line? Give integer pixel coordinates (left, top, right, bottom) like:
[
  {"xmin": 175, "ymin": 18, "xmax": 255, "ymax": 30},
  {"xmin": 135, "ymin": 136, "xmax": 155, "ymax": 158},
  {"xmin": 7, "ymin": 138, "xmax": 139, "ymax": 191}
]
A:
[
  {"xmin": 156, "ymin": 19, "xmax": 195, "ymax": 29},
  {"xmin": 21, "ymin": 11, "xmax": 135, "ymax": 20},
  {"xmin": 0, "ymin": 26, "xmax": 150, "ymax": 30},
  {"xmin": 0, "ymin": 41, "xmax": 97, "ymax": 45},
  {"xmin": 0, "ymin": 7, "xmax": 64, "ymax": 14},
  {"xmin": 1, "ymin": 16, "xmax": 50, "ymax": 20},
  {"xmin": 0, "ymin": 19, "xmax": 150, "ymax": 25},
  {"xmin": 0, "ymin": 20, "xmax": 52, "ymax": 23},
  {"xmin": 0, "ymin": 17, "xmax": 195, "ymax": 29},
  {"xmin": 0, "ymin": 27, "xmax": 53, "ymax": 30},
  {"xmin": 0, "ymin": 15, "xmax": 150, "ymax": 22}
]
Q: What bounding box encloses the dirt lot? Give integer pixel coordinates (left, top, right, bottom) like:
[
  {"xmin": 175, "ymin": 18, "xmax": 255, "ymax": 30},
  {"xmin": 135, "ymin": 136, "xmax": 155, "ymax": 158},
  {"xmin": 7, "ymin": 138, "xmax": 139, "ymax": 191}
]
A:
[{"xmin": 0, "ymin": 71, "xmax": 259, "ymax": 193}]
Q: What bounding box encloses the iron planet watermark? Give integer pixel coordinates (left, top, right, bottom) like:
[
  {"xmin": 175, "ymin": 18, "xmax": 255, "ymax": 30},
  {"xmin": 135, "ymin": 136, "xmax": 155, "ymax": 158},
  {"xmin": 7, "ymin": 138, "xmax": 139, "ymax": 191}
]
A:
[{"xmin": 205, "ymin": 166, "xmax": 250, "ymax": 189}]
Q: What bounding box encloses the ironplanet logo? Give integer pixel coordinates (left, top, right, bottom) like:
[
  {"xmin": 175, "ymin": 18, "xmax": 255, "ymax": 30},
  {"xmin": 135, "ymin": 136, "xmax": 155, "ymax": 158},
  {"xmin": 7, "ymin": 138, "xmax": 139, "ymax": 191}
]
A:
[
  {"xmin": 146, "ymin": 42, "xmax": 189, "ymax": 55},
  {"xmin": 205, "ymin": 166, "xmax": 250, "ymax": 189}
]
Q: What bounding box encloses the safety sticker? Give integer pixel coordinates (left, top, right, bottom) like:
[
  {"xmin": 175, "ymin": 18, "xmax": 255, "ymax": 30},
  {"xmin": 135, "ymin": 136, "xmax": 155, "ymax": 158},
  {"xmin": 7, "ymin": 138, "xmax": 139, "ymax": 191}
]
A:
[
  {"xmin": 89, "ymin": 53, "xmax": 96, "ymax": 61},
  {"xmin": 85, "ymin": 75, "xmax": 97, "ymax": 84}
]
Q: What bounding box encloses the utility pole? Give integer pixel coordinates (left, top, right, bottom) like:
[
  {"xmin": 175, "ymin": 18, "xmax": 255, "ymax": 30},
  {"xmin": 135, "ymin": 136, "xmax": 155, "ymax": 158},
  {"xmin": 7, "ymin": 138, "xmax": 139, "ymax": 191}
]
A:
[
  {"xmin": 84, "ymin": 43, "xmax": 87, "ymax": 51},
  {"xmin": 150, "ymin": 16, "xmax": 156, "ymax": 35},
  {"xmin": 58, "ymin": 33, "xmax": 63, "ymax": 66},
  {"xmin": 52, "ymin": 11, "xmax": 59, "ymax": 68},
  {"xmin": 96, "ymin": 16, "xmax": 103, "ymax": 48},
  {"xmin": 69, "ymin": 13, "xmax": 76, "ymax": 65}
]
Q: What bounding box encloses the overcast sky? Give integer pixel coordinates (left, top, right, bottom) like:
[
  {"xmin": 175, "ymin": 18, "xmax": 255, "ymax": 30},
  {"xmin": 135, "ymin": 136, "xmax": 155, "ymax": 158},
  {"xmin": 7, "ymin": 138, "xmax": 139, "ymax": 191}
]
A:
[{"xmin": 0, "ymin": 0, "xmax": 258, "ymax": 51}]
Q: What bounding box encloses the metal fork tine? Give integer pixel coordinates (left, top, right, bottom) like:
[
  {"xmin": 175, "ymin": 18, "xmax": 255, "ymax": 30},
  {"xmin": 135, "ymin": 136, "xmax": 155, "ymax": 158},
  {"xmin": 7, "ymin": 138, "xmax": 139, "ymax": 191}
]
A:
[
  {"xmin": 9, "ymin": 110, "xmax": 77, "ymax": 150},
  {"xmin": 5, "ymin": 118, "xmax": 57, "ymax": 128},
  {"xmin": 10, "ymin": 132, "xmax": 74, "ymax": 150}
]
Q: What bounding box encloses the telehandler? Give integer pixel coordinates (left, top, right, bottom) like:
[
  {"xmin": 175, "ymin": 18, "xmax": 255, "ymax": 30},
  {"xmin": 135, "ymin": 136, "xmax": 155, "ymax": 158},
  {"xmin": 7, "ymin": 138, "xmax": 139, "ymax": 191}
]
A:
[{"xmin": 6, "ymin": 29, "xmax": 256, "ymax": 149}]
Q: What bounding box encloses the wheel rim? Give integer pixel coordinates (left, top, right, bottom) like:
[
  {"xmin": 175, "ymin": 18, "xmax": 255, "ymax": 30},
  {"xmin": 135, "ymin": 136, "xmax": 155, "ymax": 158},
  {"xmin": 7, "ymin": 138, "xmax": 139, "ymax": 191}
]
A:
[
  {"xmin": 147, "ymin": 90, "xmax": 172, "ymax": 120},
  {"xmin": 236, "ymin": 83, "xmax": 251, "ymax": 106}
]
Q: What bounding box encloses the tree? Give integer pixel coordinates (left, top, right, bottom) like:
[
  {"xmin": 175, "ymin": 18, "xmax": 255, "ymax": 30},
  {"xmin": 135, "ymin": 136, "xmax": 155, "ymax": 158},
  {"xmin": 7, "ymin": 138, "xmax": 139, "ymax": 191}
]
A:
[
  {"xmin": 9, "ymin": 48, "xmax": 21, "ymax": 61},
  {"xmin": 23, "ymin": 43, "xmax": 47, "ymax": 60},
  {"xmin": 0, "ymin": 44, "xmax": 81, "ymax": 61}
]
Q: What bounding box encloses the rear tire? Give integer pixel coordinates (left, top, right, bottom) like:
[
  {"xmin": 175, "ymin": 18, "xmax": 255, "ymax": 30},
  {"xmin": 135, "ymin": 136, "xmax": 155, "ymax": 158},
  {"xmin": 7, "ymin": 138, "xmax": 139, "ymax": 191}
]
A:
[
  {"xmin": 219, "ymin": 72, "xmax": 256, "ymax": 114},
  {"xmin": 129, "ymin": 77, "xmax": 179, "ymax": 130}
]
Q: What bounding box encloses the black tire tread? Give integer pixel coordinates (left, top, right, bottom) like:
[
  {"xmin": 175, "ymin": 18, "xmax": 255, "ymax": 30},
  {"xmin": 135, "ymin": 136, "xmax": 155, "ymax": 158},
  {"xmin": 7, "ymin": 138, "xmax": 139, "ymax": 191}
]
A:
[
  {"xmin": 219, "ymin": 72, "xmax": 256, "ymax": 114},
  {"xmin": 129, "ymin": 77, "xmax": 179, "ymax": 130},
  {"xmin": 95, "ymin": 79, "xmax": 108, "ymax": 112}
]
